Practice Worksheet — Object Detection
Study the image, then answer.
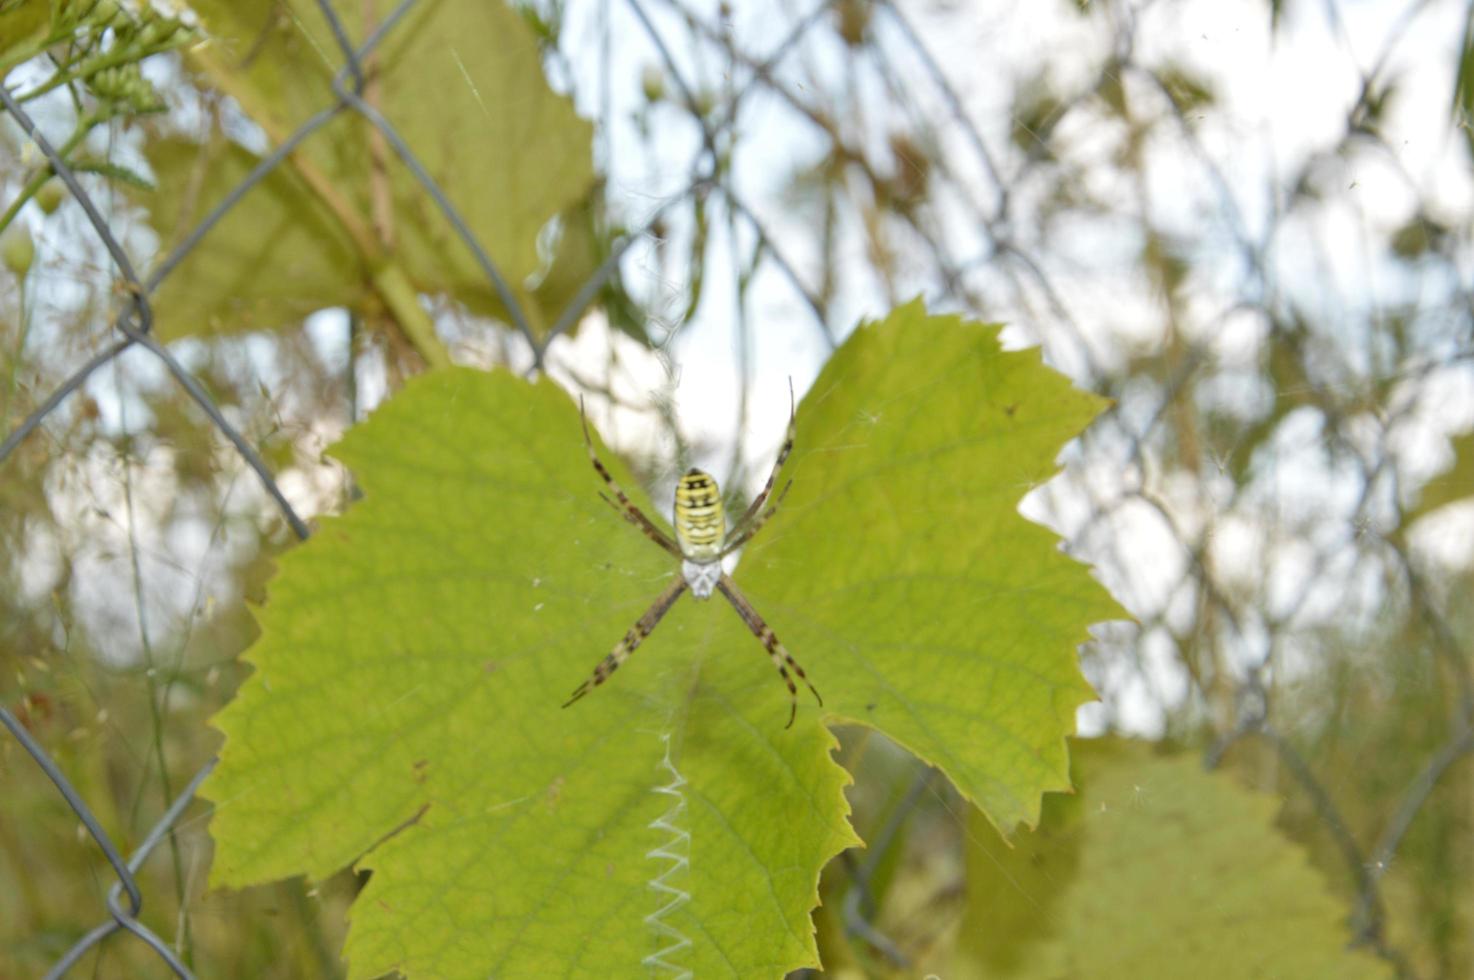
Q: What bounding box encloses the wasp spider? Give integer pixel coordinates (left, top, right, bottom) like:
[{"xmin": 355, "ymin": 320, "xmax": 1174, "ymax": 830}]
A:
[{"xmin": 563, "ymin": 387, "xmax": 822, "ymax": 728}]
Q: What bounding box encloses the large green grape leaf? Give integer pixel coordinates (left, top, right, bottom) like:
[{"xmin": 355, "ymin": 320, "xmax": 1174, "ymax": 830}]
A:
[
  {"xmin": 954, "ymin": 738, "xmax": 1394, "ymax": 979},
  {"xmin": 140, "ymin": 0, "xmax": 594, "ymax": 339},
  {"xmin": 203, "ymin": 301, "xmax": 1118, "ymax": 976}
]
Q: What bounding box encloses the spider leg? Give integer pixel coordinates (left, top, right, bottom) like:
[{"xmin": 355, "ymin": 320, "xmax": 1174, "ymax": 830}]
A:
[
  {"xmin": 719, "ymin": 479, "xmax": 791, "ymax": 557},
  {"xmin": 715, "ymin": 573, "xmax": 821, "ymax": 728},
  {"xmin": 564, "ymin": 577, "xmax": 689, "ymax": 707},
  {"xmin": 581, "ymin": 396, "xmax": 683, "ymax": 559},
  {"xmin": 726, "ymin": 378, "xmax": 795, "ymax": 543}
]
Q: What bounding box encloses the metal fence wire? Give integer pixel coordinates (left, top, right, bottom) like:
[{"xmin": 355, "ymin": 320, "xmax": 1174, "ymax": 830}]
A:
[{"xmin": 2, "ymin": 0, "xmax": 1471, "ymax": 976}]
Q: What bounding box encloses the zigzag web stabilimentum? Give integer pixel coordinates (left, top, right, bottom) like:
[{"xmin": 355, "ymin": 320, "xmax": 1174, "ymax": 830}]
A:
[{"xmin": 642, "ymin": 732, "xmax": 693, "ymax": 978}]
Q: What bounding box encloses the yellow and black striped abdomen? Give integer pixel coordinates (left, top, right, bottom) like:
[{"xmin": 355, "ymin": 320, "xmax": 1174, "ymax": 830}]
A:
[{"xmin": 674, "ymin": 468, "xmax": 725, "ymax": 561}]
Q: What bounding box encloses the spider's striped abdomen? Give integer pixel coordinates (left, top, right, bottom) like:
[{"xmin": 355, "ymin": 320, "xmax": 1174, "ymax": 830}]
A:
[{"xmin": 674, "ymin": 468, "xmax": 725, "ymax": 562}]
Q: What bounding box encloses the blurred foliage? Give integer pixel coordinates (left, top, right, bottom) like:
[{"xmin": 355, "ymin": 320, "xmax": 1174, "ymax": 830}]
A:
[
  {"xmin": 1249, "ymin": 604, "xmax": 1474, "ymax": 978},
  {"xmin": 0, "ymin": 0, "xmax": 196, "ymax": 111},
  {"xmin": 138, "ymin": 0, "xmax": 596, "ymax": 354},
  {"xmin": 0, "ymin": 0, "xmax": 192, "ymax": 238},
  {"xmin": 136, "ymin": 135, "xmax": 366, "ymax": 336},
  {"xmin": 1408, "ymin": 431, "xmax": 1474, "ymax": 523},
  {"xmin": 953, "ymin": 740, "xmax": 1389, "ymax": 978}
]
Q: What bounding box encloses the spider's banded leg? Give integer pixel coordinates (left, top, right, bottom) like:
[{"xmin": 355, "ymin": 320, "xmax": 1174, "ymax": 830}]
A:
[
  {"xmin": 715, "ymin": 573, "xmax": 821, "ymax": 728},
  {"xmin": 580, "ymin": 396, "xmax": 682, "ymax": 559},
  {"xmin": 727, "ymin": 379, "xmax": 796, "ymax": 541},
  {"xmin": 563, "ymin": 577, "xmax": 689, "ymax": 708},
  {"xmin": 719, "ymin": 479, "xmax": 791, "ymax": 558}
]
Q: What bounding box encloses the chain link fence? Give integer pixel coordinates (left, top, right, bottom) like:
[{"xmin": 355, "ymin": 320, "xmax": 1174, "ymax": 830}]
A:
[{"xmin": 3, "ymin": 0, "xmax": 1471, "ymax": 976}]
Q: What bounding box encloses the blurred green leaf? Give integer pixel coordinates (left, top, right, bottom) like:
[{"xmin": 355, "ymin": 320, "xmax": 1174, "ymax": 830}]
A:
[
  {"xmin": 835, "ymin": 0, "xmax": 871, "ymax": 47},
  {"xmin": 139, "ymin": 137, "xmax": 363, "ymax": 337},
  {"xmin": 1456, "ymin": 5, "xmax": 1474, "ymax": 161},
  {"xmin": 1098, "ymin": 61, "xmax": 1127, "ymax": 118},
  {"xmin": 1142, "ymin": 230, "xmax": 1188, "ymax": 298},
  {"xmin": 1407, "ymin": 429, "xmax": 1474, "ymax": 525},
  {"xmin": 528, "ymin": 182, "xmax": 638, "ymax": 344},
  {"xmin": 140, "ymin": 0, "xmax": 594, "ymax": 338},
  {"xmin": 1270, "ymin": 615, "xmax": 1473, "ymax": 977},
  {"xmin": 1223, "ymin": 319, "xmax": 1316, "ymax": 483},
  {"xmin": 203, "ymin": 301, "xmax": 1116, "ymax": 975},
  {"xmin": 1390, "ymin": 215, "xmax": 1450, "ymax": 261},
  {"xmin": 0, "ymin": 0, "xmax": 49, "ymax": 68},
  {"xmin": 1010, "ymin": 73, "xmax": 1064, "ymax": 155},
  {"xmin": 1158, "ymin": 62, "xmax": 1215, "ymax": 116},
  {"xmin": 953, "ymin": 739, "xmax": 1393, "ymax": 979}
]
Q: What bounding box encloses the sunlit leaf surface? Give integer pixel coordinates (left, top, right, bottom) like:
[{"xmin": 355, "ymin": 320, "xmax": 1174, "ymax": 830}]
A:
[{"xmin": 204, "ymin": 301, "xmax": 1116, "ymax": 976}]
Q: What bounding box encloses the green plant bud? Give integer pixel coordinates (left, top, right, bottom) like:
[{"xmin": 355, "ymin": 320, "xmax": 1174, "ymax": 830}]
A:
[
  {"xmin": 2, "ymin": 227, "xmax": 35, "ymax": 278},
  {"xmin": 90, "ymin": 65, "xmax": 120, "ymax": 97},
  {"xmin": 641, "ymin": 64, "xmax": 665, "ymax": 103},
  {"xmin": 35, "ymin": 180, "xmax": 65, "ymax": 215},
  {"xmin": 83, "ymin": 0, "xmax": 121, "ymax": 28},
  {"xmin": 138, "ymin": 16, "xmax": 182, "ymax": 47}
]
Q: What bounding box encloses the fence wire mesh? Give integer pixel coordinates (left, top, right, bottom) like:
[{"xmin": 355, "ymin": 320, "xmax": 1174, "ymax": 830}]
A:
[{"xmin": 2, "ymin": 0, "xmax": 1471, "ymax": 976}]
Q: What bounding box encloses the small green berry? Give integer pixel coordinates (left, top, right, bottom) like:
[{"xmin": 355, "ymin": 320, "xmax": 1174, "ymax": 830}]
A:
[
  {"xmin": 35, "ymin": 180, "xmax": 65, "ymax": 215},
  {"xmin": 3, "ymin": 226, "xmax": 36, "ymax": 278}
]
